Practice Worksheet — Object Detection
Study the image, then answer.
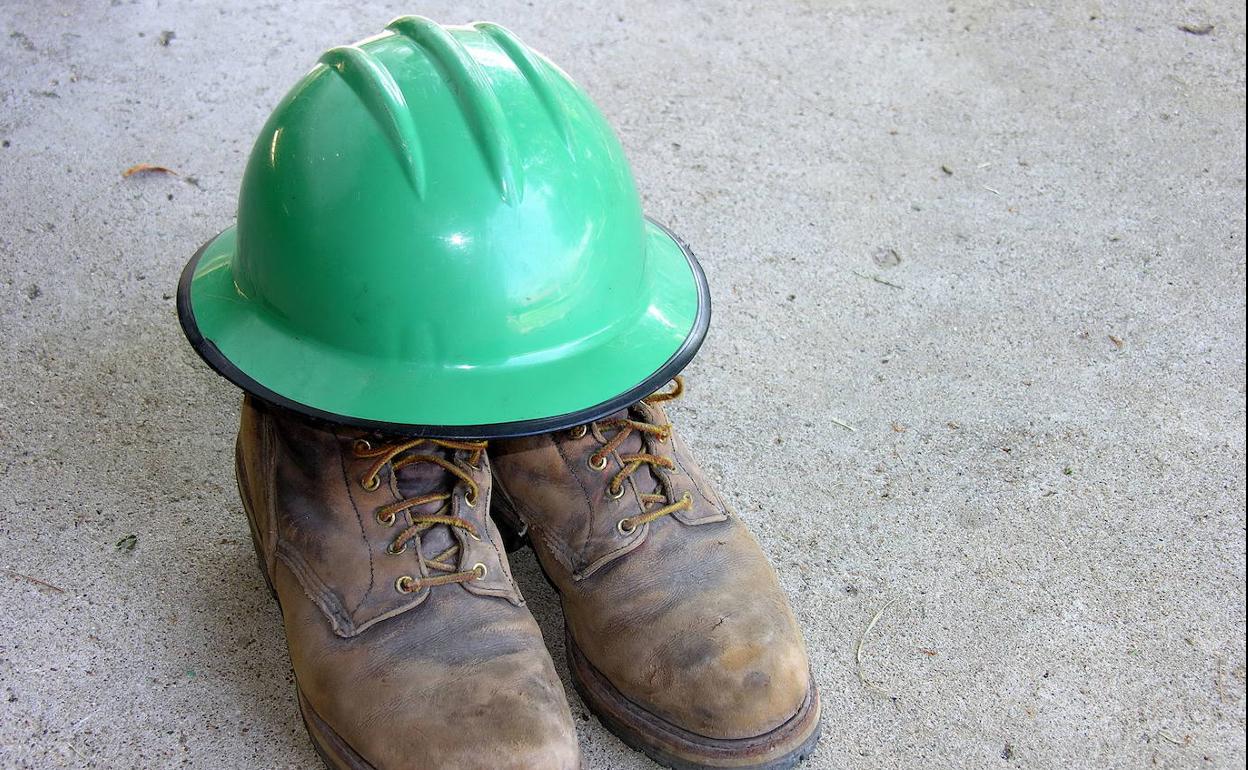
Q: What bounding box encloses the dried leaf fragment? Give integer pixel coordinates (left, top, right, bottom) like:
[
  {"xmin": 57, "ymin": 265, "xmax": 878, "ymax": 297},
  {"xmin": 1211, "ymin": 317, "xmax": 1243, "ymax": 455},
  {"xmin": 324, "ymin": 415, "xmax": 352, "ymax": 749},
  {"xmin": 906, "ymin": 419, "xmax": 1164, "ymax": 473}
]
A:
[
  {"xmin": 1179, "ymin": 23, "xmax": 1215, "ymax": 35},
  {"xmin": 122, "ymin": 163, "xmax": 178, "ymax": 178}
]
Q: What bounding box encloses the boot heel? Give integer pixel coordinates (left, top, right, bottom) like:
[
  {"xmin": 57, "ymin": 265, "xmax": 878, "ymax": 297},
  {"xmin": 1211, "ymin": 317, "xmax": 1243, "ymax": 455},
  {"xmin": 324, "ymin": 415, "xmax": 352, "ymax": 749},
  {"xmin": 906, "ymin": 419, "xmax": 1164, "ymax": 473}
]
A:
[
  {"xmin": 249, "ymin": 533, "xmax": 278, "ymax": 601},
  {"xmin": 235, "ymin": 451, "xmax": 278, "ymax": 602},
  {"xmin": 240, "ymin": 498, "xmax": 278, "ymax": 602}
]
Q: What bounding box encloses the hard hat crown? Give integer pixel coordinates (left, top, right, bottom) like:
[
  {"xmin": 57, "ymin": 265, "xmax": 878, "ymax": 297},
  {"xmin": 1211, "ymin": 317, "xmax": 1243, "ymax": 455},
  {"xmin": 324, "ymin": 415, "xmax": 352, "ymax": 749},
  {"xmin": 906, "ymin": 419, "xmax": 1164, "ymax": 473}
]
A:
[{"xmin": 178, "ymin": 18, "xmax": 708, "ymax": 435}]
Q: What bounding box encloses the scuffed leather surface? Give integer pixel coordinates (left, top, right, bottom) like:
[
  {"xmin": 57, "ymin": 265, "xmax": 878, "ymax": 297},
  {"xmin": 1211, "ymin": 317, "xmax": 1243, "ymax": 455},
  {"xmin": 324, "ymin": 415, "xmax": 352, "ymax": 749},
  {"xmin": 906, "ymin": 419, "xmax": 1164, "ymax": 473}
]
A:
[
  {"xmin": 236, "ymin": 397, "xmax": 579, "ymax": 770},
  {"xmin": 492, "ymin": 399, "xmax": 812, "ymax": 741},
  {"xmin": 238, "ymin": 398, "xmax": 521, "ymax": 637}
]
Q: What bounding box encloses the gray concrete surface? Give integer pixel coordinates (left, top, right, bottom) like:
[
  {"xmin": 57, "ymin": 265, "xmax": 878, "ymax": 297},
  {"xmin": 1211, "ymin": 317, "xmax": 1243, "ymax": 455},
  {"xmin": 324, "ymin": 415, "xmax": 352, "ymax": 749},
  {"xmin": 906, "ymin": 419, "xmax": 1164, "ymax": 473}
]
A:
[{"xmin": 1, "ymin": 1, "xmax": 1244, "ymax": 768}]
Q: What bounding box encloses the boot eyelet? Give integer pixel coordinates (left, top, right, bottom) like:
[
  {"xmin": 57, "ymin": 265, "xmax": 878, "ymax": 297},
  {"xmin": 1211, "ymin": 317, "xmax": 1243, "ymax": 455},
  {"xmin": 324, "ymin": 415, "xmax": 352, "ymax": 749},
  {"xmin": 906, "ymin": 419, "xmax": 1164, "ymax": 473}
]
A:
[
  {"xmin": 352, "ymin": 439, "xmax": 372, "ymax": 456},
  {"xmin": 386, "ymin": 541, "xmax": 406, "ymax": 555},
  {"xmin": 464, "ymin": 491, "xmax": 478, "ymax": 508},
  {"xmin": 569, "ymin": 425, "xmax": 588, "ymax": 439},
  {"xmin": 395, "ymin": 575, "xmax": 415, "ymax": 593},
  {"xmin": 617, "ymin": 518, "xmax": 636, "ymax": 535},
  {"xmin": 361, "ymin": 475, "xmax": 380, "ymax": 491},
  {"xmin": 472, "ymin": 562, "xmax": 488, "ymax": 580},
  {"xmin": 587, "ymin": 455, "xmax": 607, "ymax": 471},
  {"xmin": 608, "ymin": 484, "xmax": 626, "ymax": 500},
  {"xmin": 376, "ymin": 511, "xmax": 396, "ymax": 526}
]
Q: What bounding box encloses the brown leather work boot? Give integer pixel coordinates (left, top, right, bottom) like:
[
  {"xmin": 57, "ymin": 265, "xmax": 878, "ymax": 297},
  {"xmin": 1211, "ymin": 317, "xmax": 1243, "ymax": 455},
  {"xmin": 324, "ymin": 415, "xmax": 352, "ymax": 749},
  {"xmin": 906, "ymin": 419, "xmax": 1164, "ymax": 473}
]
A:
[
  {"xmin": 234, "ymin": 396, "xmax": 580, "ymax": 770},
  {"xmin": 490, "ymin": 378, "xmax": 821, "ymax": 770}
]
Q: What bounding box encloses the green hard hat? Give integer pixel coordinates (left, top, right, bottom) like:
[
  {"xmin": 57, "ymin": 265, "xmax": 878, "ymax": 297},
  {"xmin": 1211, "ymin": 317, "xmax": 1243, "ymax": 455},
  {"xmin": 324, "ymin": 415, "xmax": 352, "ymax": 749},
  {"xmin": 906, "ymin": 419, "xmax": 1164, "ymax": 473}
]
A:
[{"xmin": 177, "ymin": 16, "xmax": 709, "ymax": 437}]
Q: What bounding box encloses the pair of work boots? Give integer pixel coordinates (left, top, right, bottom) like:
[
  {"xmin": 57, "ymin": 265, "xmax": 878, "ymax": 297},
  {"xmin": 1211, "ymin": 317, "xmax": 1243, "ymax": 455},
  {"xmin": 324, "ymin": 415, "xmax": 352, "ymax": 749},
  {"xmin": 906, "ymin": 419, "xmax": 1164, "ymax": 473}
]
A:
[{"xmin": 235, "ymin": 378, "xmax": 821, "ymax": 769}]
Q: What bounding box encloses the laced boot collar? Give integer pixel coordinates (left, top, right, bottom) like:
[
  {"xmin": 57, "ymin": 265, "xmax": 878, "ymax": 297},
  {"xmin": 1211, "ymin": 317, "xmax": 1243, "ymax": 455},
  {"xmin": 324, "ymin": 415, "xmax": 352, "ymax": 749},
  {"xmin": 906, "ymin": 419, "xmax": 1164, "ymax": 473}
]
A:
[
  {"xmin": 582, "ymin": 377, "xmax": 693, "ymax": 533},
  {"xmin": 352, "ymin": 437, "xmax": 489, "ymax": 592}
]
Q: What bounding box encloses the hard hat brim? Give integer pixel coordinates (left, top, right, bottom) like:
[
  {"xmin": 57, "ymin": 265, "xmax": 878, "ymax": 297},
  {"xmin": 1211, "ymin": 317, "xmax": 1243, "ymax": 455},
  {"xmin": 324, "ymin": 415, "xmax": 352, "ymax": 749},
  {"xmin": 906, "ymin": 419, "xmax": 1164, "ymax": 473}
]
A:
[{"xmin": 177, "ymin": 218, "xmax": 710, "ymax": 438}]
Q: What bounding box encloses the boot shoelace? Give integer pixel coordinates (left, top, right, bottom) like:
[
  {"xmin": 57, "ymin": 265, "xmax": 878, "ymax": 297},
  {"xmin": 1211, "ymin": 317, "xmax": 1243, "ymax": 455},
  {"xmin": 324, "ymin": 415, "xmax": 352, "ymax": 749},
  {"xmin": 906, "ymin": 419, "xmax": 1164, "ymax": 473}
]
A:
[
  {"xmin": 573, "ymin": 376, "xmax": 693, "ymax": 535},
  {"xmin": 353, "ymin": 437, "xmax": 490, "ymax": 594}
]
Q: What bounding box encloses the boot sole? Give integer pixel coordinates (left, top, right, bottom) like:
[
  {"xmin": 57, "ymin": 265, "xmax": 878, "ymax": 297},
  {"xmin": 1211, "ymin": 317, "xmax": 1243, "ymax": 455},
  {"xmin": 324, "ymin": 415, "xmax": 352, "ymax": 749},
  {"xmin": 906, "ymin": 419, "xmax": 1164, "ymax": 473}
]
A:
[{"xmin": 492, "ymin": 491, "xmax": 823, "ymax": 769}]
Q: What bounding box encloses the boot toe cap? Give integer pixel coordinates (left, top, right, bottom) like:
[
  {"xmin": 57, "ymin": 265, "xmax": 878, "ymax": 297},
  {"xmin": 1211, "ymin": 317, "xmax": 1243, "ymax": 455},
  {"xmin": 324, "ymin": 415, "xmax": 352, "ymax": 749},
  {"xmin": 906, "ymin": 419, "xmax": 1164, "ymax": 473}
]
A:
[
  {"xmin": 661, "ymin": 636, "xmax": 810, "ymax": 738},
  {"xmin": 599, "ymin": 612, "xmax": 812, "ymax": 741},
  {"xmin": 350, "ymin": 683, "xmax": 581, "ymax": 770}
]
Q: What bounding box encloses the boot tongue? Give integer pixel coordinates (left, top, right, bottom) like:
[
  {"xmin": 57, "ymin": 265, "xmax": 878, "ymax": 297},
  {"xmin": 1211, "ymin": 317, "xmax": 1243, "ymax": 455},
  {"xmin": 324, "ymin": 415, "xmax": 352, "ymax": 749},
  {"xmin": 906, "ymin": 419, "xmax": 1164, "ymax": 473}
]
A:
[
  {"xmin": 601, "ymin": 405, "xmax": 664, "ymax": 498},
  {"xmin": 392, "ymin": 443, "xmax": 463, "ymax": 560}
]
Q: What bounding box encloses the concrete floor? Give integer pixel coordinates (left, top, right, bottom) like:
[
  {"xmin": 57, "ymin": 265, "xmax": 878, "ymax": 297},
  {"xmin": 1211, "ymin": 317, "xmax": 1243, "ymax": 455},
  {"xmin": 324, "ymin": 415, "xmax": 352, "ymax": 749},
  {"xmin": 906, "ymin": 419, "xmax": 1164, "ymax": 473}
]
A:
[{"xmin": 1, "ymin": 1, "xmax": 1244, "ymax": 768}]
